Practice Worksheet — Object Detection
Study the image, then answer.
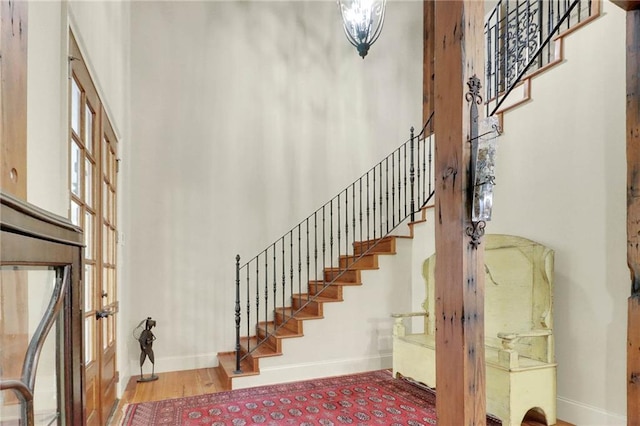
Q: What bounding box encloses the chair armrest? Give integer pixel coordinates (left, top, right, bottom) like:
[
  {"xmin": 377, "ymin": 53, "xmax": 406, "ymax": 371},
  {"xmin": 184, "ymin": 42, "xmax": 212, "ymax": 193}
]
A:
[
  {"xmin": 497, "ymin": 329, "xmax": 552, "ymax": 341},
  {"xmin": 391, "ymin": 312, "xmax": 428, "ymax": 319},
  {"xmin": 497, "ymin": 329, "xmax": 553, "ymax": 364},
  {"xmin": 391, "ymin": 312, "xmax": 428, "ymax": 337}
]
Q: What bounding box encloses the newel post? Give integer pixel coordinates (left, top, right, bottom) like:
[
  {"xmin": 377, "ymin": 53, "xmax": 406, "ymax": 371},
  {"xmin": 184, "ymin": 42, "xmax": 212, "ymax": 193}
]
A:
[{"xmin": 234, "ymin": 255, "xmax": 242, "ymax": 374}]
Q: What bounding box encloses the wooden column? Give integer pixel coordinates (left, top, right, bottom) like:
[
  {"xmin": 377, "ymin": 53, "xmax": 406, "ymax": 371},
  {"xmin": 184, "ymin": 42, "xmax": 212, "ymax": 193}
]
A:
[
  {"xmin": 422, "ymin": 0, "xmax": 434, "ymax": 123},
  {"xmin": 0, "ymin": 0, "xmax": 28, "ymax": 199},
  {"xmin": 433, "ymin": 1, "xmax": 486, "ymax": 425}
]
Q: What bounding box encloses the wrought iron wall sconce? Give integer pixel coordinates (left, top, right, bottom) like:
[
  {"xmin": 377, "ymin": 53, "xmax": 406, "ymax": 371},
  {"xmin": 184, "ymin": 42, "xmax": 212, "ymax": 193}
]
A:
[
  {"xmin": 466, "ymin": 75, "xmax": 501, "ymax": 248},
  {"xmin": 337, "ymin": 0, "xmax": 386, "ymax": 58}
]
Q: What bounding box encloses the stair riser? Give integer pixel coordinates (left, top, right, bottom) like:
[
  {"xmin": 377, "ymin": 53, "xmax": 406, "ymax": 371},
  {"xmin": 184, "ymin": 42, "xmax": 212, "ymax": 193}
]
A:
[
  {"xmin": 256, "ymin": 327, "xmax": 282, "ymax": 351},
  {"xmin": 308, "ymin": 283, "xmax": 342, "ymax": 299},
  {"xmin": 324, "ymin": 269, "xmax": 360, "ymax": 282},
  {"xmin": 291, "ymin": 297, "xmax": 322, "ymax": 315},
  {"xmin": 274, "ymin": 312, "xmax": 303, "ymax": 333},
  {"xmin": 353, "ymin": 238, "xmax": 395, "ymax": 255}
]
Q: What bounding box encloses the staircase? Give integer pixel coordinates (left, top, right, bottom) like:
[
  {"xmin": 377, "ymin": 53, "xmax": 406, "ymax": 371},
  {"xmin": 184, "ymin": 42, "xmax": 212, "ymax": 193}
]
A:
[
  {"xmin": 216, "ymin": 233, "xmax": 411, "ymax": 389},
  {"xmin": 215, "ymin": 0, "xmax": 600, "ymax": 391}
]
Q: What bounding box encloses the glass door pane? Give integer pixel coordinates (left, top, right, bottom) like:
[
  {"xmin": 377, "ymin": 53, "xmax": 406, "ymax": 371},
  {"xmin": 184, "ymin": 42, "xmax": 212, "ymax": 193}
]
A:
[{"xmin": 0, "ymin": 266, "xmax": 66, "ymax": 426}]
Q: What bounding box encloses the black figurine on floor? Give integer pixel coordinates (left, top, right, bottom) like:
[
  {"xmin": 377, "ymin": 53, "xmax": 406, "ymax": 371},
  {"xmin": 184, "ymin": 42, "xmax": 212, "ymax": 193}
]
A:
[{"xmin": 137, "ymin": 317, "xmax": 158, "ymax": 382}]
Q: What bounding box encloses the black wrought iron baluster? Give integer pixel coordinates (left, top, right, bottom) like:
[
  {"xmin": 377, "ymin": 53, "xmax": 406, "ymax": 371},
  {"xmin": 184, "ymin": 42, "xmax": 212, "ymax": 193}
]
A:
[
  {"xmin": 272, "ymin": 242, "xmax": 276, "ymax": 335},
  {"xmin": 428, "ymin": 132, "xmax": 433, "ymax": 196},
  {"xmin": 545, "ymin": 0, "xmax": 555, "ymax": 65},
  {"xmin": 515, "ymin": 0, "xmax": 521, "ymax": 80},
  {"xmin": 281, "ymin": 236, "xmax": 285, "ymax": 319},
  {"xmin": 494, "ymin": 7, "xmax": 500, "ymax": 99},
  {"xmin": 504, "ymin": 0, "xmax": 510, "ymax": 91},
  {"xmin": 255, "ymin": 257, "xmax": 259, "ymax": 343},
  {"xmin": 366, "ymin": 173, "xmax": 370, "ymax": 244},
  {"xmin": 359, "ymin": 178, "xmax": 363, "ymax": 247},
  {"xmin": 372, "ymin": 167, "xmax": 377, "ymax": 240},
  {"xmin": 245, "ymin": 262, "xmax": 250, "ymax": 352},
  {"xmin": 410, "ymin": 127, "xmax": 415, "ymax": 222},
  {"xmin": 352, "ymin": 182, "xmax": 356, "ymax": 262},
  {"xmin": 330, "ymin": 200, "xmax": 334, "ymax": 271},
  {"xmin": 298, "ymin": 224, "xmax": 302, "ymax": 305},
  {"xmin": 379, "ymin": 163, "xmax": 383, "ymax": 238},
  {"xmin": 322, "ymin": 206, "xmax": 326, "ymax": 288},
  {"xmin": 345, "ymin": 189, "xmax": 350, "ymax": 266},
  {"xmin": 537, "ymin": 0, "xmax": 544, "ymax": 67},
  {"xmin": 397, "ymin": 148, "xmax": 401, "ymax": 223},
  {"xmin": 417, "ymin": 133, "xmax": 422, "ymax": 209},
  {"xmin": 392, "ymin": 151, "xmax": 396, "ymax": 226},
  {"xmin": 314, "ymin": 212, "xmax": 318, "ymax": 286},
  {"xmin": 337, "ymin": 194, "xmax": 341, "ymax": 268},
  {"xmin": 264, "ymin": 249, "xmax": 268, "ymax": 339},
  {"xmin": 403, "ymin": 144, "xmax": 407, "ymax": 218},
  {"xmin": 385, "ymin": 158, "xmax": 389, "ymax": 232},
  {"xmin": 290, "ymin": 231, "xmax": 293, "ymax": 321},
  {"xmin": 234, "ymin": 255, "xmax": 242, "ymax": 373},
  {"xmin": 306, "ymin": 219, "xmax": 310, "ymax": 301},
  {"xmin": 526, "ymin": 0, "xmax": 531, "ymax": 70}
]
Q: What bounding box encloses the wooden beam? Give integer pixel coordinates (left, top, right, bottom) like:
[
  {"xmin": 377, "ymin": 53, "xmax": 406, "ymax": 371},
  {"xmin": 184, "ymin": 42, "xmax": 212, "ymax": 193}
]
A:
[
  {"xmin": 0, "ymin": 0, "xmax": 28, "ymax": 200},
  {"xmin": 433, "ymin": 1, "xmax": 486, "ymax": 425},
  {"xmin": 423, "ymin": 0, "xmax": 434, "ymax": 124},
  {"xmin": 611, "ymin": 0, "xmax": 640, "ymax": 11},
  {"xmin": 626, "ymin": 8, "xmax": 640, "ymax": 424}
]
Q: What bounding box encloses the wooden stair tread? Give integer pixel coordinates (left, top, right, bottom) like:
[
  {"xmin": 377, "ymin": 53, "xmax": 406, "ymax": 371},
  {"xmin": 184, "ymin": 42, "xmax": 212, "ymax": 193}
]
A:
[
  {"xmin": 309, "ymin": 279, "xmax": 361, "ymax": 287},
  {"xmin": 292, "ymin": 293, "xmax": 343, "ymax": 303}
]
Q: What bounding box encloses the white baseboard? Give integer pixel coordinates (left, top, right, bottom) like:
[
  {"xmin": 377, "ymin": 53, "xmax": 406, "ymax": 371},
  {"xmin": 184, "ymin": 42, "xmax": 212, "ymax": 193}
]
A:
[
  {"xmin": 557, "ymin": 396, "xmax": 626, "ymax": 425},
  {"xmin": 231, "ymin": 353, "xmax": 393, "ymax": 390}
]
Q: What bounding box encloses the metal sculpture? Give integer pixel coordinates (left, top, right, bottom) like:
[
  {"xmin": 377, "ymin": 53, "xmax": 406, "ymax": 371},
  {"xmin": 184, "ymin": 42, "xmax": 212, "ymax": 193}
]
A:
[{"xmin": 134, "ymin": 317, "xmax": 158, "ymax": 382}]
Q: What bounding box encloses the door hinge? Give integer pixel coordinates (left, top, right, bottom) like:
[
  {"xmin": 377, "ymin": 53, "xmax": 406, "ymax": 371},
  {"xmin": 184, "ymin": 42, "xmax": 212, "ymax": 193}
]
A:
[
  {"xmin": 116, "ymin": 158, "xmax": 121, "ymax": 173},
  {"xmin": 67, "ymin": 56, "xmax": 79, "ymax": 79}
]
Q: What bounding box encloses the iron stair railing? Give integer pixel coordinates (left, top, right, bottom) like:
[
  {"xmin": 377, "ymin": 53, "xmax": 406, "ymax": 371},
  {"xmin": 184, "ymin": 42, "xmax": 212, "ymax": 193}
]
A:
[
  {"xmin": 233, "ymin": 113, "xmax": 435, "ymax": 373},
  {"xmin": 485, "ymin": 0, "xmax": 596, "ymax": 116}
]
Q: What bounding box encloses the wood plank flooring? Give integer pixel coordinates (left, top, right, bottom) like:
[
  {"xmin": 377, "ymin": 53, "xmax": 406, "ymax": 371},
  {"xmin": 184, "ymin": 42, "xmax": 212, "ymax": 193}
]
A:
[
  {"xmin": 108, "ymin": 368, "xmax": 225, "ymax": 425},
  {"xmin": 108, "ymin": 368, "xmax": 574, "ymax": 426}
]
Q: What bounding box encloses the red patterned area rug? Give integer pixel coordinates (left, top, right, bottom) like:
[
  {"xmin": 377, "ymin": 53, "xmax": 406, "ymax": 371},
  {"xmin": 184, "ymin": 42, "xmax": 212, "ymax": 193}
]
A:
[{"xmin": 121, "ymin": 370, "xmax": 501, "ymax": 425}]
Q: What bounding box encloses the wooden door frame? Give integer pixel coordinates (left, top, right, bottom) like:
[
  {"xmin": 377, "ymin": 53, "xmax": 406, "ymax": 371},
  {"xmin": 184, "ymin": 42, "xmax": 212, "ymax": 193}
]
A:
[{"xmin": 69, "ymin": 30, "xmax": 120, "ymax": 426}]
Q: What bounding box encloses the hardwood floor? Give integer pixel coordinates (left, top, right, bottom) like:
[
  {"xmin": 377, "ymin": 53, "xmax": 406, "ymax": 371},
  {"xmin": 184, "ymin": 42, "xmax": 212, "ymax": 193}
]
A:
[
  {"xmin": 108, "ymin": 368, "xmax": 225, "ymax": 425},
  {"xmin": 108, "ymin": 368, "xmax": 574, "ymax": 426}
]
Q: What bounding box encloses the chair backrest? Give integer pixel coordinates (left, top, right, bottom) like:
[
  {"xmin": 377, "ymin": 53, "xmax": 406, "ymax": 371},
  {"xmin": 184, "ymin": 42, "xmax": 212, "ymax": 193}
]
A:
[{"xmin": 422, "ymin": 234, "xmax": 554, "ymax": 361}]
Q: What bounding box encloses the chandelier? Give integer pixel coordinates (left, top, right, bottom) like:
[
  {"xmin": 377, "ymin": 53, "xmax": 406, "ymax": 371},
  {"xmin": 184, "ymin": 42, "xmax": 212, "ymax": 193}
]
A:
[{"xmin": 338, "ymin": 0, "xmax": 386, "ymax": 59}]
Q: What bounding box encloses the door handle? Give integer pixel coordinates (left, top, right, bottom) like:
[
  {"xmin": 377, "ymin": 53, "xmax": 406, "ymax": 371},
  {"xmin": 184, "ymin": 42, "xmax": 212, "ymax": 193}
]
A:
[{"xmin": 96, "ymin": 308, "xmax": 114, "ymax": 320}]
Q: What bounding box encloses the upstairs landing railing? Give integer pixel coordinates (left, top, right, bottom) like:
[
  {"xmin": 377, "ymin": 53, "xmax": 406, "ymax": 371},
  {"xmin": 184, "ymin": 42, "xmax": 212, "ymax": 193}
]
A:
[
  {"xmin": 485, "ymin": 0, "xmax": 597, "ymax": 116},
  {"xmin": 233, "ymin": 114, "xmax": 435, "ymax": 373}
]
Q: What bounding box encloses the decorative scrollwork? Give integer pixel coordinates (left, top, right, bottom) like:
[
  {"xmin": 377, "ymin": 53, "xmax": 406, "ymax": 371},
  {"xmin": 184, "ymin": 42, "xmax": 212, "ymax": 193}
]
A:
[
  {"xmin": 465, "ymin": 75, "xmax": 483, "ymax": 105},
  {"xmin": 466, "ymin": 220, "xmax": 486, "ymax": 249},
  {"xmin": 505, "ymin": 7, "xmax": 540, "ymax": 87}
]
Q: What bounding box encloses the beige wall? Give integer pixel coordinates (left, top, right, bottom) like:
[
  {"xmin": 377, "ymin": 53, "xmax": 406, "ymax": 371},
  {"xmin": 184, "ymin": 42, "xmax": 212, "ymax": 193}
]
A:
[
  {"xmin": 127, "ymin": 0, "xmax": 423, "ymax": 376},
  {"xmin": 491, "ymin": 2, "xmax": 627, "ymax": 423}
]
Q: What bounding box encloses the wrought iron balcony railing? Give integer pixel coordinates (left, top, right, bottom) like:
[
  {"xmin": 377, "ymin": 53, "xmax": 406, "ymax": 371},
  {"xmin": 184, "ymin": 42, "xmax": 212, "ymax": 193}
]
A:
[{"xmin": 485, "ymin": 0, "xmax": 596, "ymax": 116}]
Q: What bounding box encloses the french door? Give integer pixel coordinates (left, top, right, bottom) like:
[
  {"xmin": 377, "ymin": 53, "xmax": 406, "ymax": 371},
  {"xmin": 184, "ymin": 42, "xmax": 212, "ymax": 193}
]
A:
[{"xmin": 69, "ymin": 32, "xmax": 119, "ymax": 426}]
